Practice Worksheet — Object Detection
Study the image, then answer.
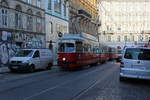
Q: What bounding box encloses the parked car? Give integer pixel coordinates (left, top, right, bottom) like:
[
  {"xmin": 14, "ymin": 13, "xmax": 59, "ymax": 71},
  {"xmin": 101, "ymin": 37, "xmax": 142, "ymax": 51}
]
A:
[
  {"xmin": 120, "ymin": 46, "xmax": 150, "ymax": 80},
  {"xmin": 9, "ymin": 49, "xmax": 53, "ymax": 72}
]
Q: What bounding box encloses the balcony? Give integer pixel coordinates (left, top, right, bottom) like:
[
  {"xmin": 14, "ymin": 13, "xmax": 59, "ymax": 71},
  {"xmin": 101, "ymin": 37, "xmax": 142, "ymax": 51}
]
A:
[
  {"xmin": 106, "ymin": 30, "xmax": 114, "ymax": 34},
  {"xmin": 78, "ymin": 9, "xmax": 92, "ymax": 19}
]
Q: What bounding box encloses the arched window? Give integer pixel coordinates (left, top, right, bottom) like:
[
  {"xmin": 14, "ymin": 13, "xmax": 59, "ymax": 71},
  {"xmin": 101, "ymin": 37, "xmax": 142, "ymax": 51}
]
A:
[
  {"xmin": 1, "ymin": 0, "xmax": 9, "ymax": 7},
  {"xmin": 48, "ymin": 21, "xmax": 53, "ymax": 34},
  {"xmin": 0, "ymin": 0, "xmax": 8, "ymax": 27},
  {"xmin": 15, "ymin": 5, "xmax": 22, "ymax": 28},
  {"xmin": 36, "ymin": 12, "xmax": 42, "ymax": 32},
  {"xmin": 27, "ymin": 9, "xmax": 33, "ymax": 31}
]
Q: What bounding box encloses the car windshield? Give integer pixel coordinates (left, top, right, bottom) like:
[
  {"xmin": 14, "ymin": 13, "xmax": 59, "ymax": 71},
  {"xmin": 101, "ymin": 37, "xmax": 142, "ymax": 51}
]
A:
[
  {"xmin": 15, "ymin": 50, "xmax": 34, "ymax": 57},
  {"xmin": 124, "ymin": 48, "xmax": 150, "ymax": 60},
  {"xmin": 58, "ymin": 43, "xmax": 75, "ymax": 53}
]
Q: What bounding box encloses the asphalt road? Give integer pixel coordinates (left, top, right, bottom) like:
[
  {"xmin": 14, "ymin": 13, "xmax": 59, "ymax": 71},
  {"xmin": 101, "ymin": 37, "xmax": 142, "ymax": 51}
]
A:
[{"xmin": 0, "ymin": 61, "xmax": 150, "ymax": 100}]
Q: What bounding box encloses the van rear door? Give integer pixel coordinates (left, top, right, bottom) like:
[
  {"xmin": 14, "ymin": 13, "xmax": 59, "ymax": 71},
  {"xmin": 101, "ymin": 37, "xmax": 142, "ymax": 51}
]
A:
[{"xmin": 123, "ymin": 48, "xmax": 150, "ymax": 70}]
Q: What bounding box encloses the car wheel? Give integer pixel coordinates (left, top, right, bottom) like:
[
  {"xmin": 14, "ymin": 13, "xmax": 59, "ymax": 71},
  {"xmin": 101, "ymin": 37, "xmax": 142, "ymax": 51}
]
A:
[
  {"xmin": 47, "ymin": 63, "xmax": 52, "ymax": 70},
  {"xmin": 10, "ymin": 69, "xmax": 16, "ymax": 73},
  {"xmin": 29, "ymin": 65, "xmax": 34, "ymax": 73}
]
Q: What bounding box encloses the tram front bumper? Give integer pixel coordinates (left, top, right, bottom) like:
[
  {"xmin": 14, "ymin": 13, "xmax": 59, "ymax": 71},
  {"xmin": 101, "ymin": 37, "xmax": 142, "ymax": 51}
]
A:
[{"xmin": 58, "ymin": 61, "xmax": 77, "ymax": 68}]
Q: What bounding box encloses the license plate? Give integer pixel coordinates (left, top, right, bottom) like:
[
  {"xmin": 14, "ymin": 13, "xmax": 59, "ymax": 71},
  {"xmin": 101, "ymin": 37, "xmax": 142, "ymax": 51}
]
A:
[
  {"xmin": 134, "ymin": 66, "xmax": 145, "ymax": 70},
  {"xmin": 13, "ymin": 66, "xmax": 18, "ymax": 69}
]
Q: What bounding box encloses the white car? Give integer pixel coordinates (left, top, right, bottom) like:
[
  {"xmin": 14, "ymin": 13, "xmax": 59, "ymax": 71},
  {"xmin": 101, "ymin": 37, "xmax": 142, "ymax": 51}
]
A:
[
  {"xmin": 120, "ymin": 46, "xmax": 150, "ymax": 80},
  {"xmin": 9, "ymin": 49, "xmax": 53, "ymax": 72}
]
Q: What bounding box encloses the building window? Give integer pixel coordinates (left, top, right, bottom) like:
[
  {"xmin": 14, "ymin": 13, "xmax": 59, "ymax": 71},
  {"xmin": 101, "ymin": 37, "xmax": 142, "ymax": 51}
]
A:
[
  {"xmin": 48, "ymin": 0, "xmax": 51, "ymax": 10},
  {"xmin": 117, "ymin": 36, "xmax": 121, "ymax": 42},
  {"xmin": 54, "ymin": 0, "xmax": 61, "ymax": 14},
  {"xmin": 124, "ymin": 36, "xmax": 127, "ymax": 41},
  {"xmin": 138, "ymin": 35, "xmax": 141, "ymax": 41},
  {"xmin": 15, "ymin": 13, "xmax": 22, "ymax": 28},
  {"xmin": 27, "ymin": 9, "xmax": 33, "ymax": 31},
  {"xmin": 49, "ymin": 22, "xmax": 53, "ymax": 34},
  {"xmin": 15, "ymin": 5, "xmax": 22, "ymax": 29},
  {"xmin": 1, "ymin": 8, "xmax": 8, "ymax": 27},
  {"xmin": 107, "ymin": 36, "xmax": 111, "ymax": 42},
  {"xmin": 37, "ymin": 0, "xmax": 41, "ymax": 8},
  {"xmin": 26, "ymin": 0, "xmax": 32, "ymax": 4},
  {"xmin": 36, "ymin": 18, "xmax": 41, "ymax": 32},
  {"xmin": 131, "ymin": 36, "xmax": 134, "ymax": 41},
  {"xmin": 27, "ymin": 16, "xmax": 32, "ymax": 31},
  {"xmin": 64, "ymin": 3, "xmax": 66, "ymax": 16},
  {"xmin": 145, "ymin": 35, "xmax": 148, "ymax": 41},
  {"xmin": 36, "ymin": 12, "xmax": 42, "ymax": 32}
]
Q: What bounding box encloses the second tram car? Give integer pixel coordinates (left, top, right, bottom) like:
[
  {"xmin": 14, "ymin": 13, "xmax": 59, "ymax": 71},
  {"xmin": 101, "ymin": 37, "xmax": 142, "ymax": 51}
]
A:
[{"xmin": 57, "ymin": 33, "xmax": 99, "ymax": 69}]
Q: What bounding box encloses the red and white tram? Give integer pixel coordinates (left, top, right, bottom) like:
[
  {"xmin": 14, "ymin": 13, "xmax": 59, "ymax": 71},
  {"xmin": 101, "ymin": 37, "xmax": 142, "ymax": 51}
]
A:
[{"xmin": 57, "ymin": 33, "xmax": 99, "ymax": 69}]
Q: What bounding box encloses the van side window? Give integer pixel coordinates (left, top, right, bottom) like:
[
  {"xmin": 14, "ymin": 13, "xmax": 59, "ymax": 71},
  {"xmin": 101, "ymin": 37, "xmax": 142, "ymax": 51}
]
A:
[{"xmin": 33, "ymin": 50, "xmax": 40, "ymax": 58}]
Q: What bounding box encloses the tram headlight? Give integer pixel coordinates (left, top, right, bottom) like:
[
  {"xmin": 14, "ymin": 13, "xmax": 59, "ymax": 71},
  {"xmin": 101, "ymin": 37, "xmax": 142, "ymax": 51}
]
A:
[{"xmin": 63, "ymin": 57, "xmax": 66, "ymax": 61}]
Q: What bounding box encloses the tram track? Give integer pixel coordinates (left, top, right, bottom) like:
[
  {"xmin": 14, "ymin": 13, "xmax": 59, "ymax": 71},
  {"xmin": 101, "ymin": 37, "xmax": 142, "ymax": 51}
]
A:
[
  {"xmin": 71, "ymin": 62, "xmax": 118, "ymax": 100},
  {"xmin": 23, "ymin": 62, "xmax": 116, "ymax": 100}
]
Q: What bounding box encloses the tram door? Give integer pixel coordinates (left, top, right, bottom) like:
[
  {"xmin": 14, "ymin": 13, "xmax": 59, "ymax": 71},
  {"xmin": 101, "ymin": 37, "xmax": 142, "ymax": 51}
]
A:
[{"xmin": 75, "ymin": 41, "xmax": 83, "ymax": 65}]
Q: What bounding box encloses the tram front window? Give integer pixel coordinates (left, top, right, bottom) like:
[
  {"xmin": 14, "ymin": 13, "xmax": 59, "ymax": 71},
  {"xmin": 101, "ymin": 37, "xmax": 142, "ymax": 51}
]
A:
[{"xmin": 58, "ymin": 43, "xmax": 75, "ymax": 53}]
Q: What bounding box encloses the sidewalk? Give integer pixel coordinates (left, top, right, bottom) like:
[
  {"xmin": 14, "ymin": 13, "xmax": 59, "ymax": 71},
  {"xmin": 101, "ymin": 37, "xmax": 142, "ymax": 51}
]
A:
[{"xmin": 0, "ymin": 65, "xmax": 10, "ymax": 74}]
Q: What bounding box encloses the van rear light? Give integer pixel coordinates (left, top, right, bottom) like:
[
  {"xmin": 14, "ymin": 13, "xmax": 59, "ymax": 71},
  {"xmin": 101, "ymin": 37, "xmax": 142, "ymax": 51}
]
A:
[{"xmin": 120, "ymin": 61, "xmax": 124, "ymax": 68}]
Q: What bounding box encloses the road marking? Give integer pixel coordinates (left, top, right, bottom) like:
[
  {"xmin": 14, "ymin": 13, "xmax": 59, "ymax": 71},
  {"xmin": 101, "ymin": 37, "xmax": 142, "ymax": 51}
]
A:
[{"xmin": 23, "ymin": 66, "xmax": 107, "ymax": 100}]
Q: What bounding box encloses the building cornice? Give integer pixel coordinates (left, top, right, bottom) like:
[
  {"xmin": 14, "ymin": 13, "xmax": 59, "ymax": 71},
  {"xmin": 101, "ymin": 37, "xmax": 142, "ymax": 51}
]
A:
[
  {"xmin": 45, "ymin": 12, "xmax": 69, "ymax": 22},
  {"xmin": 0, "ymin": 28, "xmax": 45, "ymax": 35},
  {"xmin": 15, "ymin": 0, "xmax": 45, "ymax": 11}
]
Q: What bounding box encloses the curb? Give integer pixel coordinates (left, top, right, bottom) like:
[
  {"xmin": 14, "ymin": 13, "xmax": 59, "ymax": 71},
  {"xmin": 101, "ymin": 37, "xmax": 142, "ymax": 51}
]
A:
[
  {"xmin": 0, "ymin": 66, "xmax": 59, "ymax": 84},
  {"xmin": 0, "ymin": 67, "xmax": 10, "ymax": 74}
]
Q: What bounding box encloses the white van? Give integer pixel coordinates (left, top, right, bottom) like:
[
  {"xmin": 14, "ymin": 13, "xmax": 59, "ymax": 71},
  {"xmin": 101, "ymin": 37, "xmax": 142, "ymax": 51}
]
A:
[
  {"xmin": 9, "ymin": 49, "xmax": 53, "ymax": 72},
  {"xmin": 120, "ymin": 46, "xmax": 150, "ymax": 80}
]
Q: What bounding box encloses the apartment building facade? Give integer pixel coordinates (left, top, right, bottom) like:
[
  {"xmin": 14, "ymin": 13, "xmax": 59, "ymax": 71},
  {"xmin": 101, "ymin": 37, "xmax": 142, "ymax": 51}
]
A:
[
  {"xmin": 0, "ymin": 0, "xmax": 45, "ymax": 64},
  {"xmin": 45, "ymin": 0, "xmax": 69, "ymax": 64},
  {"xmin": 99, "ymin": 0, "xmax": 150, "ymax": 48}
]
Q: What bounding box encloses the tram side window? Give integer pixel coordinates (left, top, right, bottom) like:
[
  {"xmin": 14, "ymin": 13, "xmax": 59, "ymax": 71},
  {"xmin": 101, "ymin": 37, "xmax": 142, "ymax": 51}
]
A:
[
  {"xmin": 84, "ymin": 43, "xmax": 88, "ymax": 52},
  {"xmin": 76, "ymin": 41, "xmax": 83, "ymax": 53},
  {"xmin": 88, "ymin": 44, "xmax": 92, "ymax": 52},
  {"xmin": 58, "ymin": 43, "xmax": 75, "ymax": 53},
  {"xmin": 93, "ymin": 46, "xmax": 99, "ymax": 53}
]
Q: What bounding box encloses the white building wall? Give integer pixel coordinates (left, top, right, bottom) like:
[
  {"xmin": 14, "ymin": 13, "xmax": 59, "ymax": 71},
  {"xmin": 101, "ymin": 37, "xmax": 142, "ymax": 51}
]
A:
[
  {"xmin": 98, "ymin": 0, "xmax": 150, "ymax": 48},
  {"xmin": 45, "ymin": 14, "xmax": 69, "ymax": 65}
]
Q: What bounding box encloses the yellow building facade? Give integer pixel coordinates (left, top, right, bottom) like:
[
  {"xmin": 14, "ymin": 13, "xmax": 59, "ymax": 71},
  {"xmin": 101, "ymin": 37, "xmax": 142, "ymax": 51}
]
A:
[
  {"xmin": 69, "ymin": 0, "xmax": 99, "ymax": 36},
  {"xmin": 78, "ymin": 0, "xmax": 98, "ymax": 21}
]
